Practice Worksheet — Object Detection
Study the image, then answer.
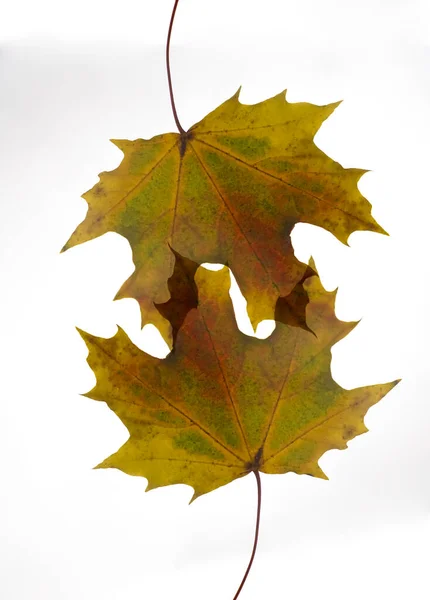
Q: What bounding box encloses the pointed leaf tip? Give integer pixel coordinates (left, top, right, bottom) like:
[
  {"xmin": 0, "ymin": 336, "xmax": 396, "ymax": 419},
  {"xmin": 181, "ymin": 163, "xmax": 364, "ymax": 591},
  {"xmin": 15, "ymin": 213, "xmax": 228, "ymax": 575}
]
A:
[
  {"xmin": 233, "ymin": 86, "xmax": 242, "ymax": 100},
  {"xmin": 189, "ymin": 489, "xmax": 200, "ymax": 505},
  {"xmin": 315, "ymin": 467, "xmax": 329, "ymax": 480},
  {"xmin": 59, "ymin": 241, "xmax": 69, "ymax": 254},
  {"xmin": 307, "ymin": 256, "xmax": 317, "ymax": 274},
  {"xmin": 329, "ymin": 99, "xmax": 343, "ymax": 111},
  {"xmin": 109, "ymin": 139, "xmax": 128, "ymax": 151},
  {"xmin": 75, "ymin": 326, "xmax": 92, "ymax": 345}
]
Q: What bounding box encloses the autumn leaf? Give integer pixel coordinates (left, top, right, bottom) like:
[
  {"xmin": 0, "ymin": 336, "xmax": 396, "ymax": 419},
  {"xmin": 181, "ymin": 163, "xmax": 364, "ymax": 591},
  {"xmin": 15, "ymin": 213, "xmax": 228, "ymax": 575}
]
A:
[
  {"xmin": 79, "ymin": 263, "xmax": 397, "ymax": 502},
  {"xmin": 63, "ymin": 89, "xmax": 385, "ymax": 330}
]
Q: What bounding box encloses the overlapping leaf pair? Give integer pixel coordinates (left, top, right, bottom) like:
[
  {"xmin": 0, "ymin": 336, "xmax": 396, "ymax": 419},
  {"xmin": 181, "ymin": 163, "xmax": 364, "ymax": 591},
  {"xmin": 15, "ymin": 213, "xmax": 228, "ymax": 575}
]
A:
[{"xmin": 63, "ymin": 90, "xmax": 398, "ymax": 500}]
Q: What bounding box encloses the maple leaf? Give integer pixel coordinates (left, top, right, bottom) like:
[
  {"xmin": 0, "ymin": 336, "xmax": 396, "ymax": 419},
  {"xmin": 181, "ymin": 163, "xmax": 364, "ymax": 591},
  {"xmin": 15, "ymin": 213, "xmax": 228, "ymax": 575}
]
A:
[
  {"xmin": 79, "ymin": 263, "xmax": 397, "ymax": 502},
  {"xmin": 63, "ymin": 90, "xmax": 385, "ymax": 331}
]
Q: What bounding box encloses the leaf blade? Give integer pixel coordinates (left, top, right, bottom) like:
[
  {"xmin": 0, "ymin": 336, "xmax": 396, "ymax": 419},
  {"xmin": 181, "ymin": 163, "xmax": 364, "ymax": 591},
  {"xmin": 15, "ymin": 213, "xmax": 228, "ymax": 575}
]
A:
[
  {"xmin": 63, "ymin": 91, "xmax": 385, "ymax": 330},
  {"xmin": 79, "ymin": 260, "xmax": 398, "ymax": 499}
]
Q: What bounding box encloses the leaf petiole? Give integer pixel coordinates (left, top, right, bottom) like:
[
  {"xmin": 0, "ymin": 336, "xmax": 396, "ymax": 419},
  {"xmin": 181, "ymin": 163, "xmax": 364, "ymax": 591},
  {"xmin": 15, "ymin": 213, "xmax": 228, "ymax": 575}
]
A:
[
  {"xmin": 232, "ymin": 470, "xmax": 262, "ymax": 600},
  {"xmin": 166, "ymin": 0, "xmax": 185, "ymax": 134}
]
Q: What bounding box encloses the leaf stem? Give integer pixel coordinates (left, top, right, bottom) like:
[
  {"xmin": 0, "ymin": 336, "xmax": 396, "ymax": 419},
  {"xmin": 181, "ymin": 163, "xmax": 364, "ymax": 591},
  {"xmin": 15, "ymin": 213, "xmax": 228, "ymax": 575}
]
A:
[
  {"xmin": 232, "ymin": 470, "xmax": 262, "ymax": 600},
  {"xmin": 166, "ymin": 0, "xmax": 185, "ymax": 134}
]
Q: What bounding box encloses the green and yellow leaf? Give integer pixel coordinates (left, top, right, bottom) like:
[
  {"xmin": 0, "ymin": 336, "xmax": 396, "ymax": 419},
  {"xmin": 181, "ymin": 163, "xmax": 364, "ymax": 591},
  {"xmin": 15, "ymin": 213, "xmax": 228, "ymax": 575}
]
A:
[
  {"xmin": 63, "ymin": 90, "xmax": 384, "ymax": 330},
  {"xmin": 79, "ymin": 264, "xmax": 397, "ymax": 501}
]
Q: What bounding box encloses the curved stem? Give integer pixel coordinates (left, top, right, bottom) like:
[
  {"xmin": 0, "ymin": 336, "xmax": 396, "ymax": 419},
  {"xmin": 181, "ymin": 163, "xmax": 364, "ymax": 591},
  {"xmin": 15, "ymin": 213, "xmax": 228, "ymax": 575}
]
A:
[
  {"xmin": 166, "ymin": 0, "xmax": 185, "ymax": 134},
  {"xmin": 232, "ymin": 470, "xmax": 262, "ymax": 600}
]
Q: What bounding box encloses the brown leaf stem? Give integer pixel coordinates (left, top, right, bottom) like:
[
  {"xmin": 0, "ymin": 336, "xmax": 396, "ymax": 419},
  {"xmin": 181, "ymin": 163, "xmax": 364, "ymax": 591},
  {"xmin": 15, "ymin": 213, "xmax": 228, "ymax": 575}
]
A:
[
  {"xmin": 167, "ymin": 0, "xmax": 185, "ymax": 134},
  {"xmin": 232, "ymin": 470, "xmax": 262, "ymax": 600}
]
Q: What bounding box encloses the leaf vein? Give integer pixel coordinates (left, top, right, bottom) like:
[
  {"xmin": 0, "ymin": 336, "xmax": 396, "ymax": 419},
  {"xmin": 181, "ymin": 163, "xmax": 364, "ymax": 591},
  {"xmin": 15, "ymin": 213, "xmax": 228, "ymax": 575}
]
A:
[
  {"xmin": 194, "ymin": 138, "xmax": 372, "ymax": 229},
  {"xmin": 89, "ymin": 139, "xmax": 179, "ymax": 229},
  {"xmin": 262, "ymin": 398, "xmax": 365, "ymax": 465},
  {"xmin": 189, "ymin": 140, "xmax": 279, "ymax": 291},
  {"xmin": 261, "ymin": 331, "xmax": 299, "ymax": 453},
  {"xmin": 88, "ymin": 337, "xmax": 246, "ymax": 464}
]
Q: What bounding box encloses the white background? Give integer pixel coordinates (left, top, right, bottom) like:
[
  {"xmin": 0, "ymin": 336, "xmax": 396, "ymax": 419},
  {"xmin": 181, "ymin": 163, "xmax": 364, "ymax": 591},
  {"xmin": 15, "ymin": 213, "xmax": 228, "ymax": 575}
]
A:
[{"xmin": 1, "ymin": 1, "xmax": 430, "ymax": 598}]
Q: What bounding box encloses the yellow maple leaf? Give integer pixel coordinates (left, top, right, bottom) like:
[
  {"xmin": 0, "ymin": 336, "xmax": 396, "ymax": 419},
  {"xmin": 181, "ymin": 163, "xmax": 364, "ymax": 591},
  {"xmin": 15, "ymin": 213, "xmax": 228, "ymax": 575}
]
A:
[
  {"xmin": 63, "ymin": 90, "xmax": 384, "ymax": 331},
  {"xmin": 79, "ymin": 264, "xmax": 397, "ymax": 502}
]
